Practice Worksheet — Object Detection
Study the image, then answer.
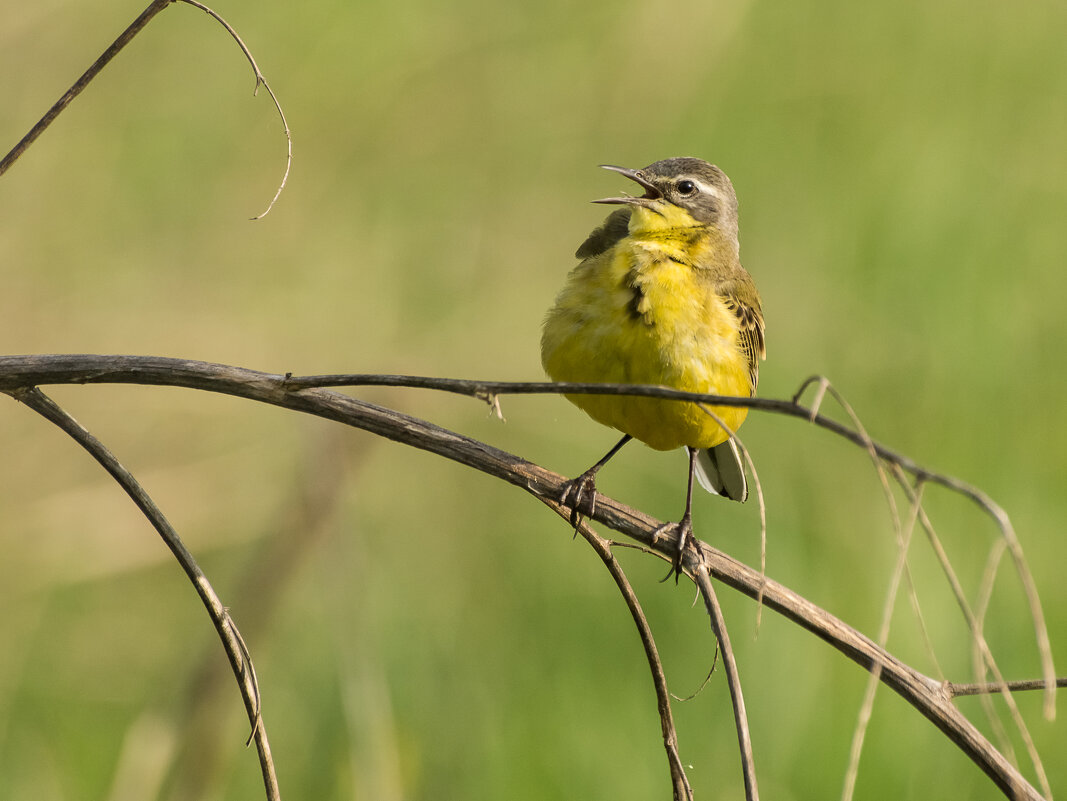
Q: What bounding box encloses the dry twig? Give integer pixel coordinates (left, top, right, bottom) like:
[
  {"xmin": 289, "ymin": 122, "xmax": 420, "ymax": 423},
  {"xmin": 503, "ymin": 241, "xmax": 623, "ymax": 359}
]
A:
[
  {"xmin": 1, "ymin": 383, "xmax": 280, "ymax": 801},
  {"xmin": 287, "ymin": 369, "xmax": 1058, "ymax": 717},
  {"xmin": 689, "ymin": 557, "xmax": 759, "ymax": 801},
  {"xmin": 0, "ymin": 354, "xmax": 1059, "ymax": 800},
  {"xmin": 0, "ymin": 0, "xmax": 290, "ymax": 216},
  {"xmin": 568, "ymin": 517, "xmax": 693, "ymax": 801}
]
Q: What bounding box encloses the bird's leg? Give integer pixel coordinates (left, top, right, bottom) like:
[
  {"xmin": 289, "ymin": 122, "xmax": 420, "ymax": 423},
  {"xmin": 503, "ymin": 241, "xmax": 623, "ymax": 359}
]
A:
[
  {"xmin": 560, "ymin": 434, "xmax": 632, "ymax": 530},
  {"xmin": 655, "ymin": 447, "xmax": 699, "ymax": 582}
]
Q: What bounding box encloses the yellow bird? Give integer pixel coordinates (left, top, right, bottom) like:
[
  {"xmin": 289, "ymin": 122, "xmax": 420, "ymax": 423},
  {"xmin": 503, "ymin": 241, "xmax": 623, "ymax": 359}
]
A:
[{"xmin": 541, "ymin": 157, "xmax": 765, "ymax": 571}]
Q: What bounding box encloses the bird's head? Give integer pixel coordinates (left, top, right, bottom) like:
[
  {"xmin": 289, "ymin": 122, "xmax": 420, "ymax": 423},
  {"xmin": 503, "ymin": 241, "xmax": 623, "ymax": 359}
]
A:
[{"xmin": 594, "ymin": 157, "xmax": 739, "ymax": 236}]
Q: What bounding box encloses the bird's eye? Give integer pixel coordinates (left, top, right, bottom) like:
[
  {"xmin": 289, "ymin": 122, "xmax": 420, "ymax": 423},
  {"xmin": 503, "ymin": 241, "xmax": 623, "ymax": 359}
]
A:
[{"xmin": 676, "ymin": 179, "xmax": 697, "ymax": 196}]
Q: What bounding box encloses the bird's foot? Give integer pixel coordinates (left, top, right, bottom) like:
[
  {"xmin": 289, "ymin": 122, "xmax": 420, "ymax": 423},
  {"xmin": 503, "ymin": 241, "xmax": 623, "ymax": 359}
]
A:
[
  {"xmin": 559, "ymin": 469, "xmax": 600, "ymax": 534},
  {"xmin": 653, "ymin": 514, "xmax": 695, "ymax": 583}
]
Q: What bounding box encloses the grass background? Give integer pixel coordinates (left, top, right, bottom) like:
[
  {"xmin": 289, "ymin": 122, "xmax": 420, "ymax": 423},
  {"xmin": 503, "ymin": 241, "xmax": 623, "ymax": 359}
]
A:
[{"xmin": 1, "ymin": 0, "xmax": 1065, "ymax": 798}]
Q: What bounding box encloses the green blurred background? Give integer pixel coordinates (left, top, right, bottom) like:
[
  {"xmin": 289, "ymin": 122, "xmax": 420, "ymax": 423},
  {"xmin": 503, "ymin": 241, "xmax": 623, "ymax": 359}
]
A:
[{"xmin": 2, "ymin": 0, "xmax": 1065, "ymax": 798}]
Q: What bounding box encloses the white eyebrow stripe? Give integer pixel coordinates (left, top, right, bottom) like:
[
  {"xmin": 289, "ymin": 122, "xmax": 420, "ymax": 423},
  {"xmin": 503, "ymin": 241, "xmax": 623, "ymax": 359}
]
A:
[{"xmin": 689, "ymin": 178, "xmax": 721, "ymax": 198}]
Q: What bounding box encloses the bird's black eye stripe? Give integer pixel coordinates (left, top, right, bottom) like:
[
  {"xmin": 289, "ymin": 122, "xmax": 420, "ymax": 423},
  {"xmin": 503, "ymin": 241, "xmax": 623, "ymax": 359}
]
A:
[{"xmin": 676, "ymin": 179, "xmax": 697, "ymax": 195}]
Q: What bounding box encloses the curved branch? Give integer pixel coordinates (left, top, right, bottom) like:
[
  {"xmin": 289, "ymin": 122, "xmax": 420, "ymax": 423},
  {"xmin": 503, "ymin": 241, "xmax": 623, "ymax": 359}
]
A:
[
  {"xmin": 0, "ymin": 0, "xmax": 176, "ymax": 177},
  {"xmin": 1, "ymin": 384, "xmax": 279, "ymax": 801},
  {"xmin": 284, "ymin": 371, "xmax": 1057, "ymax": 719},
  {"xmin": 0, "ymin": 0, "xmax": 290, "ymax": 217},
  {"xmin": 0, "ymin": 354, "xmax": 1052, "ymax": 800},
  {"xmin": 572, "ymin": 519, "xmax": 693, "ymax": 801},
  {"xmin": 0, "ymin": 358, "xmax": 1024, "ymax": 492},
  {"xmin": 177, "ymin": 0, "xmax": 291, "ymax": 218},
  {"xmin": 690, "ymin": 558, "xmax": 759, "ymax": 801}
]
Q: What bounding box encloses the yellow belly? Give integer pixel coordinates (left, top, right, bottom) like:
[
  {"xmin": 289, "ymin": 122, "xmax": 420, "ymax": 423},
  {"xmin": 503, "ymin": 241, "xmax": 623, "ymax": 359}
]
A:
[{"xmin": 541, "ymin": 243, "xmax": 752, "ymax": 451}]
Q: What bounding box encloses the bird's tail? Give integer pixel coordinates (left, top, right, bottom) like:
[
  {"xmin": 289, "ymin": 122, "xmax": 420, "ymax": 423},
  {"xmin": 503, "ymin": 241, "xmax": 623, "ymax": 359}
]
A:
[{"xmin": 695, "ymin": 439, "xmax": 748, "ymax": 502}]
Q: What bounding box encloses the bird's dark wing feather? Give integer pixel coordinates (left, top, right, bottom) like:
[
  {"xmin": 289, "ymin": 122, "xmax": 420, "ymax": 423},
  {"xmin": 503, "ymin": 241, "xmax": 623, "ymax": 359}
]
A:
[
  {"xmin": 720, "ymin": 284, "xmax": 766, "ymax": 392},
  {"xmin": 575, "ymin": 208, "xmax": 631, "ymax": 260}
]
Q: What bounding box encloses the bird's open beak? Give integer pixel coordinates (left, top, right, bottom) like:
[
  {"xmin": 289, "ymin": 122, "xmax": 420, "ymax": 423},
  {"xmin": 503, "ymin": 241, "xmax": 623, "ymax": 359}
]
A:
[{"xmin": 592, "ymin": 164, "xmax": 662, "ymax": 206}]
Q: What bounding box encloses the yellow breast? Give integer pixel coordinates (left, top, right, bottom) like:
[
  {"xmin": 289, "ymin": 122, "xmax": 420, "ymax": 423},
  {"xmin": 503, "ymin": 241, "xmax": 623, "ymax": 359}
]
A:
[{"xmin": 541, "ymin": 225, "xmax": 752, "ymax": 451}]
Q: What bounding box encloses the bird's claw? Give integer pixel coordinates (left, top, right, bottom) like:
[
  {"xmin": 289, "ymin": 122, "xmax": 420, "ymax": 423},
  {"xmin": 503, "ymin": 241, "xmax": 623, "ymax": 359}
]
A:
[
  {"xmin": 653, "ymin": 515, "xmax": 695, "ymax": 583},
  {"xmin": 560, "ymin": 470, "xmax": 599, "ymax": 533}
]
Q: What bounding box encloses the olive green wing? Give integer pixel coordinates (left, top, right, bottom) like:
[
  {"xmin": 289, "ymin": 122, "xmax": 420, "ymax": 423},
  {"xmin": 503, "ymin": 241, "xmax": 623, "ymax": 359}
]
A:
[
  {"xmin": 720, "ymin": 278, "xmax": 766, "ymax": 392},
  {"xmin": 575, "ymin": 208, "xmax": 631, "ymax": 260},
  {"xmin": 698, "ymin": 276, "xmax": 764, "ymax": 504}
]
